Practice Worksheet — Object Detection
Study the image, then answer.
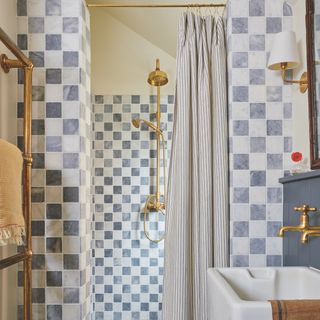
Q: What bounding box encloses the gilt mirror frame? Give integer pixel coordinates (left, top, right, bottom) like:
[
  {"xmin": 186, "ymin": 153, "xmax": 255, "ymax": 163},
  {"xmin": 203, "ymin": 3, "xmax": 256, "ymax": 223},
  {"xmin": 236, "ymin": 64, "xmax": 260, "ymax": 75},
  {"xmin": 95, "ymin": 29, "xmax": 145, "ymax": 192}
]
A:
[{"xmin": 306, "ymin": 0, "xmax": 320, "ymax": 169}]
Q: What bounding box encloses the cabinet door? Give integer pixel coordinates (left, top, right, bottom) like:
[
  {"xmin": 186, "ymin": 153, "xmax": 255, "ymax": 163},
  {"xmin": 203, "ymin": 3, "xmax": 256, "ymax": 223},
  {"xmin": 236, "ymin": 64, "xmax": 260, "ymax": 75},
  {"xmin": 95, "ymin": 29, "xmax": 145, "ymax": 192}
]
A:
[{"xmin": 283, "ymin": 179, "xmax": 320, "ymax": 268}]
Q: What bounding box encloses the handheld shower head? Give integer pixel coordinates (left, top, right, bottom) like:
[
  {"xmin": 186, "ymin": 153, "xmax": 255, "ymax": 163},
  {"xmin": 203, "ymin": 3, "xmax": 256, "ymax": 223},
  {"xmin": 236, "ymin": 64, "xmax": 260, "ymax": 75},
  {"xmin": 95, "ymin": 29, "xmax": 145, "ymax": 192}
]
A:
[
  {"xmin": 131, "ymin": 118, "xmax": 163, "ymax": 136},
  {"xmin": 132, "ymin": 118, "xmax": 141, "ymax": 129}
]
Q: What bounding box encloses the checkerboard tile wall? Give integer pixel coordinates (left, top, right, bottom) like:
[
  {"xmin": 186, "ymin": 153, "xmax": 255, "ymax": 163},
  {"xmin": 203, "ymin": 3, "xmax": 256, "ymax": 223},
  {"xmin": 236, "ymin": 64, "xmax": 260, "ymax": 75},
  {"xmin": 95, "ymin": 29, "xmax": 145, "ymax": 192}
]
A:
[
  {"xmin": 228, "ymin": 0, "xmax": 293, "ymax": 267},
  {"xmin": 16, "ymin": 0, "xmax": 91, "ymax": 319},
  {"xmin": 92, "ymin": 95, "xmax": 174, "ymax": 320},
  {"xmin": 13, "ymin": 0, "xmax": 296, "ymax": 318}
]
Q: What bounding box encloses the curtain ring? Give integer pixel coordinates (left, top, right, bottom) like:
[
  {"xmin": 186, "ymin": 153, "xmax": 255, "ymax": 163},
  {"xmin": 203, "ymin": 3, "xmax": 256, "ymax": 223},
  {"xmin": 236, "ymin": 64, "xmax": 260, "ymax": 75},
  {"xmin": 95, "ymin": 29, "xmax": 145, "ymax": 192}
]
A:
[
  {"xmin": 197, "ymin": 5, "xmax": 201, "ymax": 16},
  {"xmin": 208, "ymin": 6, "xmax": 214, "ymax": 17},
  {"xmin": 201, "ymin": 7, "xmax": 205, "ymax": 18},
  {"xmin": 204, "ymin": 7, "xmax": 210, "ymax": 17}
]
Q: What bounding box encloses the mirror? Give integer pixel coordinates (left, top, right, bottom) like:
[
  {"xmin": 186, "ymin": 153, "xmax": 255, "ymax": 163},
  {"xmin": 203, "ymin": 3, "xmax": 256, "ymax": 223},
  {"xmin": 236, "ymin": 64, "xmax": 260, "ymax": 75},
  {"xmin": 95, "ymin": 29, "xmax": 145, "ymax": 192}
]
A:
[{"xmin": 307, "ymin": 0, "xmax": 320, "ymax": 168}]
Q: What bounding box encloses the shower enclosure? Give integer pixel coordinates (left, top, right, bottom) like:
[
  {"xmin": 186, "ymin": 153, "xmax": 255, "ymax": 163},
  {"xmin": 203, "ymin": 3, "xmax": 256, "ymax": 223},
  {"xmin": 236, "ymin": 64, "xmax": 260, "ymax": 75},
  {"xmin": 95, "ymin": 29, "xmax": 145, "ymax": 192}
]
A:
[
  {"xmin": 92, "ymin": 90, "xmax": 174, "ymax": 318},
  {"xmin": 91, "ymin": 58, "xmax": 173, "ymax": 318}
]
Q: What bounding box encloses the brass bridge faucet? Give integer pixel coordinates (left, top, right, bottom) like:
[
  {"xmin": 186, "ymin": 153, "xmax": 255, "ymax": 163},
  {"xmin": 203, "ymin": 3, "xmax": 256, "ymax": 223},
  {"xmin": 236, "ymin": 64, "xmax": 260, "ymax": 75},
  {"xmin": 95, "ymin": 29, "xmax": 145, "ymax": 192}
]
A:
[{"xmin": 278, "ymin": 205, "xmax": 320, "ymax": 244}]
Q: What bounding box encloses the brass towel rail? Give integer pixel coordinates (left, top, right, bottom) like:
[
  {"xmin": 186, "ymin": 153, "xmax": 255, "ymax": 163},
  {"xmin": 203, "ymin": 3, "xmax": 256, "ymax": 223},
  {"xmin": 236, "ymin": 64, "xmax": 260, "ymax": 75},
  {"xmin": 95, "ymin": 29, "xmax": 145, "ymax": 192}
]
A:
[{"xmin": 0, "ymin": 27, "xmax": 33, "ymax": 320}]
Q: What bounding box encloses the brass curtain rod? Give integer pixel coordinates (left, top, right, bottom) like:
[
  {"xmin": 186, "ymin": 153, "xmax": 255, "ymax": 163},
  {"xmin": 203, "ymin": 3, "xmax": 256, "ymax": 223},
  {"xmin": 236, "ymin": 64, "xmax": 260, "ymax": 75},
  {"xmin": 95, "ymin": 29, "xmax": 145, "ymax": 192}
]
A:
[{"xmin": 87, "ymin": 3, "xmax": 226, "ymax": 8}]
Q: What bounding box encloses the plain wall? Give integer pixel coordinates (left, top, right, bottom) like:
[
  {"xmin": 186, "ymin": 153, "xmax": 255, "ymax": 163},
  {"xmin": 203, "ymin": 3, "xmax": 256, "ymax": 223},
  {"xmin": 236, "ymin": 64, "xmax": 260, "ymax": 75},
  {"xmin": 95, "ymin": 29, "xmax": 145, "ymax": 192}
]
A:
[
  {"xmin": 291, "ymin": 1, "xmax": 310, "ymax": 166},
  {"xmin": 90, "ymin": 9, "xmax": 176, "ymax": 95},
  {"xmin": 0, "ymin": 1, "xmax": 17, "ymax": 143},
  {"xmin": 0, "ymin": 0, "xmax": 18, "ymax": 319}
]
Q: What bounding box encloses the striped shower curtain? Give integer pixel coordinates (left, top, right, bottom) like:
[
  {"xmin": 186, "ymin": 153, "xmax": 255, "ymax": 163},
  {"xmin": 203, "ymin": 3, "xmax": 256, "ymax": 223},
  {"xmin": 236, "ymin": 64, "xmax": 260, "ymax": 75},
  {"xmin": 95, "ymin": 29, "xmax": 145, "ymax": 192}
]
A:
[{"xmin": 162, "ymin": 12, "xmax": 229, "ymax": 320}]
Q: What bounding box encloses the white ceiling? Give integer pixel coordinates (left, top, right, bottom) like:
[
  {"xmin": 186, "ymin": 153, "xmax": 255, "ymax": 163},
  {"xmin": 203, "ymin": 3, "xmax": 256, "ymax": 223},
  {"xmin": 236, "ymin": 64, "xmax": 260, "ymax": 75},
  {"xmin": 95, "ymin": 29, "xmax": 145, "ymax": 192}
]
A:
[{"xmin": 86, "ymin": 0, "xmax": 222, "ymax": 57}]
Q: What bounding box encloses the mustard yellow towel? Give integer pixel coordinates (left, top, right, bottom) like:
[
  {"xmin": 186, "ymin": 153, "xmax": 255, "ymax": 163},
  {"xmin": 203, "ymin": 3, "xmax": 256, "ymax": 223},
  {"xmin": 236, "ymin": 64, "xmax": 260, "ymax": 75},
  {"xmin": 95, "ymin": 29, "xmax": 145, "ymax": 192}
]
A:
[{"xmin": 0, "ymin": 139, "xmax": 25, "ymax": 245}]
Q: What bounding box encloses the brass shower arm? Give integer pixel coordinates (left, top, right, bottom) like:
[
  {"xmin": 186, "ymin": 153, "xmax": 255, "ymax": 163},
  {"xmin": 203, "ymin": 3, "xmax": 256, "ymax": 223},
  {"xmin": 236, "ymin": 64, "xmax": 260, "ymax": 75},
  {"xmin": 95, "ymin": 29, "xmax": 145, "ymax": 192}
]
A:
[
  {"xmin": 141, "ymin": 119, "xmax": 163, "ymax": 136},
  {"xmin": 132, "ymin": 118, "xmax": 164, "ymax": 137}
]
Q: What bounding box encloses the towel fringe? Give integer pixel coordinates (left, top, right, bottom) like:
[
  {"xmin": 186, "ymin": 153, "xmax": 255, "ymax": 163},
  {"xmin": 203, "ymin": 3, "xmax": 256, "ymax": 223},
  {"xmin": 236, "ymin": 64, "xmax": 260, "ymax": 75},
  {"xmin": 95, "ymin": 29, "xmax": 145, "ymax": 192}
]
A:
[{"xmin": 0, "ymin": 225, "xmax": 25, "ymax": 246}]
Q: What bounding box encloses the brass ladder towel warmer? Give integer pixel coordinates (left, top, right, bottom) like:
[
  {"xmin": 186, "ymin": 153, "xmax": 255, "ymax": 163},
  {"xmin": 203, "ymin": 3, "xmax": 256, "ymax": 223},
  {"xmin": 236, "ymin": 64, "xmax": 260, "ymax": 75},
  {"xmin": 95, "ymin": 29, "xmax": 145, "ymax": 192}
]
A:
[{"xmin": 0, "ymin": 27, "xmax": 33, "ymax": 320}]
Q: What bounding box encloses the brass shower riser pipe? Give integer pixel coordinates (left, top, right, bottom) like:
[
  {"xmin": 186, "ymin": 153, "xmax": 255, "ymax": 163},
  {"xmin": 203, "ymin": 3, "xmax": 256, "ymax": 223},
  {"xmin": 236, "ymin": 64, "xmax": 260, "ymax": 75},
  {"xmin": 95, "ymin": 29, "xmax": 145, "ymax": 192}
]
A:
[
  {"xmin": 156, "ymin": 85, "xmax": 161, "ymax": 203},
  {"xmin": 88, "ymin": 3, "xmax": 226, "ymax": 8}
]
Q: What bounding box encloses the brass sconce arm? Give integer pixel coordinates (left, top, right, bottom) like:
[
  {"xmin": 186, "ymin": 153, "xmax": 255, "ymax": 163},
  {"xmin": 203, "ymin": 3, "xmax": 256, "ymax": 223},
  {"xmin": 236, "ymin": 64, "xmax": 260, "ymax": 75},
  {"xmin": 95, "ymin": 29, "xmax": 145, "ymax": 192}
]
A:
[{"xmin": 280, "ymin": 63, "xmax": 308, "ymax": 93}]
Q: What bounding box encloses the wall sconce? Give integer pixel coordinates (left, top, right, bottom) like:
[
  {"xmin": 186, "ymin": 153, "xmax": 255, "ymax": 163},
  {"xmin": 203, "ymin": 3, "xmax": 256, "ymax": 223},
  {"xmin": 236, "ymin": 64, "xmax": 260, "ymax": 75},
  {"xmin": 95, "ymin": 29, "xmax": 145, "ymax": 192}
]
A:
[{"xmin": 267, "ymin": 31, "xmax": 308, "ymax": 93}]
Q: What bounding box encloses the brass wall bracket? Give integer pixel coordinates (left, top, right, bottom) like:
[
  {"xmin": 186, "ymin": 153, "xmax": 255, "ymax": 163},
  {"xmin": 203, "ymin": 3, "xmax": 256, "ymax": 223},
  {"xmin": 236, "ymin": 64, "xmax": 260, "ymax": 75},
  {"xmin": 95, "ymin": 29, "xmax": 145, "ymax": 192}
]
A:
[{"xmin": 1, "ymin": 54, "xmax": 25, "ymax": 73}]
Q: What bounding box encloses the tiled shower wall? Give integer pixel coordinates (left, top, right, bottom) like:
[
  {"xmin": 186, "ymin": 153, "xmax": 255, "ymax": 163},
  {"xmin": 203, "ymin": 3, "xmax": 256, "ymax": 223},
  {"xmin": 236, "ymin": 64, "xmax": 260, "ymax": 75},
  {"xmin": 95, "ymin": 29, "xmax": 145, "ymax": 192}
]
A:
[
  {"xmin": 17, "ymin": 0, "xmax": 91, "ymax": 319},
  {"xmin": 228, "ymin": 0, "xmax": 293, "ymax": 267},
  {"xmin": 92, "ymin": 95, "xmax": 173, "ymax": 319}
]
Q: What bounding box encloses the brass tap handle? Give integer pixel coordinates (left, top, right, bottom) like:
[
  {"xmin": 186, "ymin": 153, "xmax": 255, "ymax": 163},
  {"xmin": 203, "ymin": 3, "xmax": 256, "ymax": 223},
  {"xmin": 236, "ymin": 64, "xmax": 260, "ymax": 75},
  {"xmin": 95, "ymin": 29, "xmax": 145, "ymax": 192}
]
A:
[{"xmin": 294, "ymin": 205, "xmax": 317, "ymax": 214}]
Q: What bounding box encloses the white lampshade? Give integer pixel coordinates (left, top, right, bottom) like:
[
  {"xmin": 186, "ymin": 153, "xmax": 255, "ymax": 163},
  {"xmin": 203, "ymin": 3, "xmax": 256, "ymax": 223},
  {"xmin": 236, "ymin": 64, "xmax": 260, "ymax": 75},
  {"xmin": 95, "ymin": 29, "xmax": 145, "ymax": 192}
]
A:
[{"xmin": 267, "ymin": 31, "xmax": 300, "ymax": 70}]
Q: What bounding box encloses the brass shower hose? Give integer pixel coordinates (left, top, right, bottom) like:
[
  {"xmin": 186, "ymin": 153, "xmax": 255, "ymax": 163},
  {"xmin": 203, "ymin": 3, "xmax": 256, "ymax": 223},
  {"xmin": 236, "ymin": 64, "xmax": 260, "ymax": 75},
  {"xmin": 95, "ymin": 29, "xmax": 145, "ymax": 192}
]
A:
[{"xmin": 143, "ymin": 132, "xmax": 166, "ymax": 243}]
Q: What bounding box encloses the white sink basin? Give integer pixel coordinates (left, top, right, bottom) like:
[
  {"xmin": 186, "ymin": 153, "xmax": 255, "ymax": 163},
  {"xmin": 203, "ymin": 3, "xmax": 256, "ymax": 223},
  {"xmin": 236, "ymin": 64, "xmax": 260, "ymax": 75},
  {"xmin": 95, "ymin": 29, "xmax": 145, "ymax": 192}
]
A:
[{"xmin": 207, "ymin": 267, "xmax": 320, "ymax": 320}]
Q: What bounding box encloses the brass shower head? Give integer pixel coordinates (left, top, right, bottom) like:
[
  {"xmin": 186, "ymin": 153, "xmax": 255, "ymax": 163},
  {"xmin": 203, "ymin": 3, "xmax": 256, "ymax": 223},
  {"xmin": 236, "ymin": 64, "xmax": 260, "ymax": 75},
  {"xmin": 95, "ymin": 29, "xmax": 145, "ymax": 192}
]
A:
[{"xmin": 147, "ymin": 59, "xmax": 168, "ymax": 87}]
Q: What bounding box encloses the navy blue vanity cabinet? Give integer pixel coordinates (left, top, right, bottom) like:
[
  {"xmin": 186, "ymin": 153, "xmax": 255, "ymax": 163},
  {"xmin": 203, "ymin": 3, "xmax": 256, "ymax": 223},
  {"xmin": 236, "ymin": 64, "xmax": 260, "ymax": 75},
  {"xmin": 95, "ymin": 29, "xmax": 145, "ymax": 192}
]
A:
[{"xmin": 279, "ymin": 171, "xmax": 320, "ymax": 268}]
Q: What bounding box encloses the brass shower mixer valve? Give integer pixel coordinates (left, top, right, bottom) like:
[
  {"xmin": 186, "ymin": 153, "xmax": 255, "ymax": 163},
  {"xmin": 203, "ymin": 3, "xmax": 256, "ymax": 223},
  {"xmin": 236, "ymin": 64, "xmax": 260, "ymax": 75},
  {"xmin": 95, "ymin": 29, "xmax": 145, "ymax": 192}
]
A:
[{"xmin": 147, "ymin": 198, "xmax": 165, "ymax": 211}]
